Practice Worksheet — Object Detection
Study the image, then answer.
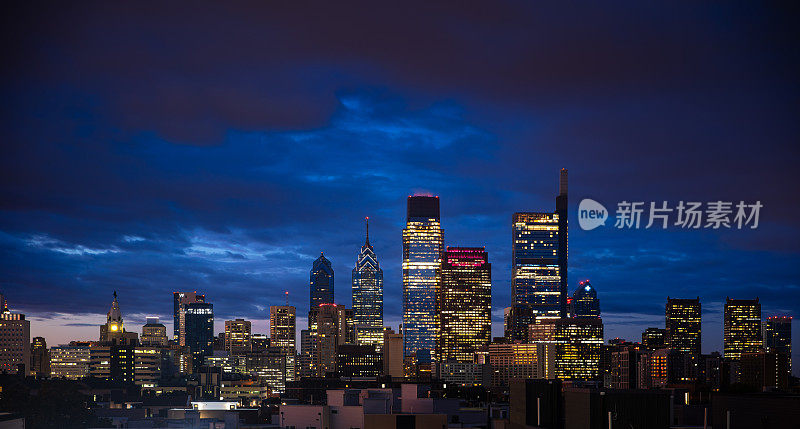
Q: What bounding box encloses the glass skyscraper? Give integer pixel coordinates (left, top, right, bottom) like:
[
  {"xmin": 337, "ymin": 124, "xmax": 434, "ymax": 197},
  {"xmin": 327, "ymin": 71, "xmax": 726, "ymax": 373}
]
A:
[
  {"xmin": 572, "ymin": 280, "xmax": 600, "ymax": 318},
  {"xmin": 724, "ymin": 297, "xmax": 762, "ymax": 360},
  {"xmin": 509, "ymin": 169, "xmax": 568, "ymax": 342},
  {"xmin": 764, "ymin": 315, "xmax": 792, "ymax": 375},
  {"xmin": 352, "ymin": 217, "xmax": 384, "ymax": 351},
  {"xmin": 180, "ymin": 301, "xmax": 214, "ymax": 369},
  {"xmin": 437, "ymin": 247, "xmax": 492, "ymax": 363},
  {"xmin": 402, "ymin": 195, "xmax": 444, "ymax": 370},
  {"xmin": 309, "ymin": 253, "xmax": 334, "ymax": 325},
  {"xmin": 665, "ymin": 297, "xmax": 701, "ymax": 356},
  {"xmin": 173, "ymin": 291, "xmax": 205, "ymax": 339}
]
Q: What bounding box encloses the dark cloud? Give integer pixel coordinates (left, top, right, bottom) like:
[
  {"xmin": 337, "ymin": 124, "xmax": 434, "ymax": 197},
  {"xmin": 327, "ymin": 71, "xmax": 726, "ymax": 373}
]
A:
[{"xmin": 0, "ymin": 2, "xmax": 798, "ymax": 368}]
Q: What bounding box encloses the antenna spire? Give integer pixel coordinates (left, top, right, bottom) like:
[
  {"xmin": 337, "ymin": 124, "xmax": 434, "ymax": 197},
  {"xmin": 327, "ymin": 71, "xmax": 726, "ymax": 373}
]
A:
[{"xmin": 365, "ymin": 216, "xmax": 370, "ymax": 246}]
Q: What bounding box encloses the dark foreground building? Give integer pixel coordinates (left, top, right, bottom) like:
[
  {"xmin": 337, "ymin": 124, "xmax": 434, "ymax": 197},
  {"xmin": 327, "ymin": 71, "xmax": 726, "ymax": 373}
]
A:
[{"xmin": 510, "ymin": 379, "xmax": 673, "ymax": 429}]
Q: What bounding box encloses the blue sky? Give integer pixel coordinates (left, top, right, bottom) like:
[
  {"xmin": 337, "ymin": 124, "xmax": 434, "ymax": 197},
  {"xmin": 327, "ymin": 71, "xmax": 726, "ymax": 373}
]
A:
[{"xmin": 1, "ymin": 2, "xmax": 798, "ymax": 373}]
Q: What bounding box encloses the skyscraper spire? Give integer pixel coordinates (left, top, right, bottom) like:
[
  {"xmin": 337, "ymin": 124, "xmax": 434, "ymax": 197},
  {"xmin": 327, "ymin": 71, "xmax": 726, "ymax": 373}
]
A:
[
  {"xmin": 365, "ymin": 216, "xmax": 370, "ymax": 246},
  {"xmin": 559, "ymin": 168, "xmax": 568, "ymax": 196}
]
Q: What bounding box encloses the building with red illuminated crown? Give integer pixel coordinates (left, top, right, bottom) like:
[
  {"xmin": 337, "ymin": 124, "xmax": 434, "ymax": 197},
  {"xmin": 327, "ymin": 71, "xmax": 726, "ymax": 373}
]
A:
[{"xmin": 437, "ymin": 247, "xmax": 492, "ymax": 364}]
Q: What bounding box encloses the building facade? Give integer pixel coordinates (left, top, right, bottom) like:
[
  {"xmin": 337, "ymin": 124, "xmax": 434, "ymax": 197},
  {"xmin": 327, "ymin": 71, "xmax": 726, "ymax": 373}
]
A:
[
  {"xmin": 724, "ymin": 297, "xmax": 762, "ymax": 361},
  {"xmin": 173, "ymin": 291, "xmax": 205, "ymax": 339},
  {"xmin": 510, "ymin": 170, "xmax": 569, "ymax": 343},
  {"xmin": 352, "ymin": 217, "xmax": 384, "ymax": 351},
  {"xmin": 50, "ymin": 344, "xmax": 90, "ymax": 379},
  {"xmin": 270, "ymin": 305, "xmax": 297, "ymax": 382},
  {"xmin": 572, "ymin": 280, "xmax": 600, "ymax": 318},
  {"xmin": 437, "ymin": 247, "xmax": 491, "ymax": 363},
  {"xmin": 402, "ymin": 195, "xmax": 444, "ymax": 372},
  {"xmin": 642, "ymin": 328, "xmax": 666, "ymax": 350},
  {"xmin": 552, "ymin": 318, "xmax": 604, "ymax": 381},
  {"xmin": 383, "ymin": 328, "xmax": 403, "ymax": 378},
  {"xmin": 314, "ymin": 303, "xmax": 353, "ymax": 377},
  {"xmin": 764, "ymin": 315, "xmax": 792, "ymax": 374},
  {"xmin": 310, "ymin": 253, "xmax": 335, "ymax": 324},
  {"xmin": 665, "ymin": 297, "xmax": 701, "ymax": 356},
  {"xmin": 0, "ymin": 295, "xmax": 30, "ymax": 375},
  {"xmin": 30, "ymin": 336, "xmax": 49, "ymax": 377},
  {"xmin": 181, "ymin": 301, "xmax": 214, "ymax": 369},
  {"xmin": 141, "ymin": 317, "xmax": 169, "ymax": 347},
  {"xmin": 336, "ymin": 344, "xmax": 382, "ymax": 378},
  {"xmin": 224, "ymin": 319, "xmax": 252, "ymax": 355}
]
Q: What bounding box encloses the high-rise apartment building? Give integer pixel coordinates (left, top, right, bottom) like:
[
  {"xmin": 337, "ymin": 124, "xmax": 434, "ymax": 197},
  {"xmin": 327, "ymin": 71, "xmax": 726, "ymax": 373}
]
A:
[
  {"xmin": 509, "ymin": 169, "xmax": 569, "ymax": 342},
  {"xmin": 352, "ymin": 217, "xmax": 384, "ymax": 351},
  {"xmin": 270, "ymin": 305, "xmax": 297, "ymax": 382},
  {"xmin": 402, "ymin": 195, "xmax": 444, "ymax": 371},
  {"xmin": 764, "ymin": 315, "xmax": 792, "ymax": 374},
  {"xmin": 724, "ymin": 297, "xmax": 762, "ymax": 360},
  {"xmin": 665, "ymin": 297, "xmax": 701, "ymax": 356},
  {"xmin": 225, "ymin": 319, "xmax": 252, "ymax": 355},
  {"xmin": 437, "ymin": 247, "xmax": 491, "ymax": 363},
  {"xmin": 173, "ymin": 291, "xmax": 205, "ymax": 339}
]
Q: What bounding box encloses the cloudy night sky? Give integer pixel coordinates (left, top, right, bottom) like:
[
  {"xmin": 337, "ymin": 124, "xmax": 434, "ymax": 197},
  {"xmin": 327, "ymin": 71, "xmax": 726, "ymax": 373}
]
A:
[{"xmin": 1, "ymin": 2, "xmax": 798, "ymax": 373}]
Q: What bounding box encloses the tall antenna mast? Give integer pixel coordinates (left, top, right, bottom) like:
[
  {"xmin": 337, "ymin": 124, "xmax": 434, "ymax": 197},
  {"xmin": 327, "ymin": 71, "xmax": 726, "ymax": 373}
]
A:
[{"xmin": 365, "ymin": 216, "xmax": 370, "ymax": 246}]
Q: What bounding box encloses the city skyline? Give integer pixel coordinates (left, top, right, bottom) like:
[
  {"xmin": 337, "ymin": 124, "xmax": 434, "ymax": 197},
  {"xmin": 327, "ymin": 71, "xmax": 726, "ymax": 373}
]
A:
[
  {"xmin": 1, "ymin": 2, "xmax": 798, "ymax": 376},
  {"xmin": 5, "ymin": 187, "xmax": 797, "ymax": 376}
]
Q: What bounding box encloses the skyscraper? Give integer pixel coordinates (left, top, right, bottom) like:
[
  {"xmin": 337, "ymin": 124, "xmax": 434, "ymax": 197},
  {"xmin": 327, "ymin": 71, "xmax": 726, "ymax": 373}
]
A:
[
  {"xmin": 0, "ymin": 294, "xmax": 30, "ymax": 375},
  {"xmin": 555, "ymin": 168, "xmax": 568, "ymax": 316},
  {"xmin": 270, "ymin": 305, "xmax": 297, "ymax": 382},
  {"xmin": 314, "ymin": 303, "xmax": 353, "ymax": 377},
  {"xmin": 764, "ymin": 315, "xmax": 792, "ymax": 374},
  {"xmin": 551, "ymin": 317, "xmax": 603, "ymax": 381},
  {"xmin": 402, "ymin": 195, "xmax": 444, "ymax": 371},
  {"xmin": 572, "ymin": 280, "xmax": 600, "ymax": 318},
  {"xmin": 30, "ymin": 336, "xmax": 49, "ymax": 377},
  {"xmin": 173, "ymin": 291, "xmax": 205, "ymax": 339},
  {"xmin": 665, "ymin": 297, "xmax": 701, "ymax": 356},
  {"xmin": 437, "ymin": 247, "xmax": 492, "ymax": 363},
  {"xmin": 724, "ymin": 297, "xmax": 762, "ymax": 361},
  {"xmin": 310, "ymin": 252, "xmax": 334, "ymax": 313},
  {"xmin": 180, "ymin": 300, "xmax": 214, "ymax": 369},
  {"xmin": 224, "ymin": 319, "xmax": 252, "ymax": 354},
  {"xmin": 352, "ymin": 217, "xmax": 384, "ymax": 350},
  {"xmin": 510, "ymin": 169, "xmax": 569, "ymax": 341}
]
